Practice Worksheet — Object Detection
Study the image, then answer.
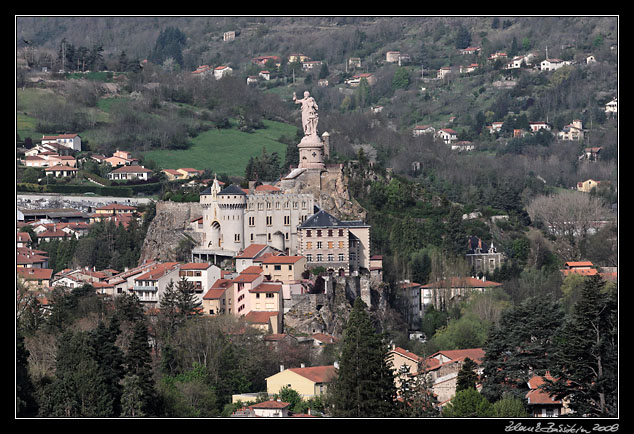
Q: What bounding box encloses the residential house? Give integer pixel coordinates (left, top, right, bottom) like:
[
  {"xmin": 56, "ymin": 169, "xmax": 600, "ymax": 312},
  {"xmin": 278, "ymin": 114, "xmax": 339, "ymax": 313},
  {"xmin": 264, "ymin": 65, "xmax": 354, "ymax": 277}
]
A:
[
  {"xmin": 460, "ymin": 63, "xmax": 479, "ymax": 74},
  {"xmin": 557, "ymin": 119, "xmax": 584, "ymax": 141},
  {"xmin": 105, "ymin": 150, "xmax": 138, "ymax": 167},
  {"xmin": 436, "ymin": 128, "xmax": 458, "ymax": 145},
  {"xmin": 266, "ymin": 364, "xmax": 337, "ymax": 400},
  {"xmin": 576, "ymin": 178, "xmax": 603, "ymax": 193},
  {"xmin": 412, "ymin": 125, "xmax": 435, "ymax": 137},
  {"xmin": 460, "ymin": 47, "xmax": 481, "ymax": 55},
  {"xmin": 488, "ymin": 52, "xmax": 507, "ymax": 61},
  {"xmin": 560, "ymin": 261, "xmax": 597, "ymax": 277},
  {"xmin": 245, "ymin": 281, "xmax": 283, "ymax": 332},
  {"xmin": 529, "ymin": 121, "xmax": 551, "ymax": 132},
  {"xmin": 260, "ymin": 255, "xmax": 306, "ymax": 283},
  {"xmin": 214, "ymin": 65, "xmax": 233, "ymax": 79},
  {"xmin": 506, "ymin": 55, "xmax": 525, "ymax": 69},
  {"xmin": 259, "ymin": 70, "xmax": 271, "ymax": 81},
  {"xmin": 132, "ymin": 262, "xmax": 181, "ymax": 306},
  {"xmin": 202, "ymin": 277, "xmax": 232, "ymax": 315},
  {"xmin": 580, "ymin": 147, "xmax": 602, "ymax": 161},
  {"xmin": 525, "ymin": 373, "xmax": 572, "ymax": 417},
  {"xmin": 17, "ymin": 248, "xmax": 49, "ymax": 269},
  {"xmin": 388, "ymin": 346, "xmax": 486, "ymax": 407},
  {"xmin": 44, "ymin": 165, "xmax": 78, "ymax": 178},
  {"xmin": 466, "ymin": 235, "xmax": 505, "ymax": 275},
  {"xmin": 105, "ymin": 260, "xmax": 161, "ymax": 297},
  {"xmin": 345, "ymin": 73, "xmax": 376, "ymax": 87},
  {"xmin": 385, "ymin": 51, "xmax": 401, "ymax": 63},
  {"xmin": 437, "ymin": 66, "xmax": 453, "ymax": 79},
  {"xmin": 162, "ymin": 167, "xmax": 205, "ymax": 180},
  {"xmin": 234, "ymin": 244, "xmax": 282, "ymax": 273},
  {"xmin": 41, "ymin": 133, "xmax": 82, "ymax": 151},
  {"xmin": 108, "ymin": 165, "xmax": 153, "ymax": 181},
  {"xmin": 192, "ymin": 65, "xmax": 212, "ymax": 77},
  {"xmin": 223, "ymin": 31, "xmax": 236, "ymax": 42},
  {"xmin": 178, "ymin": 262, "xmax": 222, "ymax": 305},
  {"xmin": 244, "ymin": 401, "xmax": 291, "ymax": 418},
  {"xmin": 297, "ymin": 209, "xmax": 371, "ymax": 276},
  {"xmin": 540, "ymin": 58, "xmax": 565, "ymax": 71},
  {"xmin": 17, "ymin": 232, "xmax": 31, "ymax": 248},
  {"xmin": 252, "ymin": 55, "xmax": 281, "ymax": 67},
  {"xmin": 288, "ymin": 53, "xmax": 310, "ymax": 63},
  {"xmin": 421, "ymin": 276, "xmax": 502, "ymax": 309},
  {"xmin": 487, "ymin": 121, "xmax": 504, "ymax": 134},
  {"xmin": 302, "ymin": 60, "xmax": 322, "ymax": 70},
  {"xmin": 17, "ymin": 267, "xmax": 53, "ymax": 290},
  {"xmin": 605, "ymin": 98, "xmax": 617, "ymax": 117}
]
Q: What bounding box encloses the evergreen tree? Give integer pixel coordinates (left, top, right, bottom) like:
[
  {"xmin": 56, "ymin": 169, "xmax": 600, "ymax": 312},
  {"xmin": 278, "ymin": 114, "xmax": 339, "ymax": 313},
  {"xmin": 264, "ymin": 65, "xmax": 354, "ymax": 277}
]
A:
[
  {"xmin": 491, "ymin": 394, "xmax": 529, "ymax": 417},
  {"xmin": 90, "ymin": 319, "xmax": 125, "ymax": 416},
  {"xmin": 544, "ymin": 275, "xmax": 617, "ymax": 417},
  {"xmin": 16, "ymin": 332, "xmax": 38, "ymax": 417},
  {"xmin": 455, "ymin": 357, "xmax": 478, "ymax": 393},
  {"xmin": 329, "ymin": 297, "xmax": 397, "ymax": 417},
  {"xmin": 125, "ymin": 320, "xmax": 158, "ymax": 416},
  {"xmin": 120, "ymin": 374, "xmax": 146, "ymax": 417},
  {"xmin": 396, "ymin": 363, "xmax": 439, "ymax": 417},
  {"xmin": 480, "ymin": 295, "xmax": 564, "ymax": 403},
  {"xmin": 442, "ymin": 388, "xmax": 493, "ymax": 417},
  {"xmin": 38, "ymin": 331, "xmax": 114, "ymax": 417}
]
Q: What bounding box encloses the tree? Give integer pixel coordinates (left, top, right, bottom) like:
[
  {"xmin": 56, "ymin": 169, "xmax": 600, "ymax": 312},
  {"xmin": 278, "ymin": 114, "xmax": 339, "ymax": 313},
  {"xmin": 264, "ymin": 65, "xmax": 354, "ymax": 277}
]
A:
[
  {"xmin": 480, "ymin": 295, "xmax": 564, "ymax": 403},
  {"xmin": 492, "ymin": 394, "xmax": 529, "ymax": 417},
  {"xmin": 125, "ymin": 320, "xmax": 158, "ymax": 416},
  {"xmin": 329, "ymin": 297, "xmax": 397, "ymax": 417},
  {"xmin": 392, "ymin": 67, "xmax": 410, "ymax": 90},
  {"xmin": 544, "ymin": 275, "xmax": 617, "ymax": 417},
  {"xmin": 442, "ymin": 388, "xmax": 493, "ymax": 417},
  {"xmin": 455, "ymin": 357, "xmax": 479, "ymax": 392},
  {"xmin": 396, "ymin": 364, "xmax": 439, "ymax": 417}
]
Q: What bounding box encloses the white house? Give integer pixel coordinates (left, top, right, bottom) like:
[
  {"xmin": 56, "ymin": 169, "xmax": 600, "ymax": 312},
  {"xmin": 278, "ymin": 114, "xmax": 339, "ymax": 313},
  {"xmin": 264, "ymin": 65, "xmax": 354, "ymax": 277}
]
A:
[
  {"xmin": 108, "ymin": 165, "xmax": 153, "ymax": 181},
  {"xmin": 605, "ymin": 98, "xmax": 617, "ymax": 116},
  {"xmin": 436, "ymin": 128, "xmax": 458, "ymax": 145},
  {"xmin": 214, "ymin": 65, "xmax": 233, "ymax": 79},
  {"xmin": 41, "ymin": 133, "xmax": 82, "ymax": 151}
]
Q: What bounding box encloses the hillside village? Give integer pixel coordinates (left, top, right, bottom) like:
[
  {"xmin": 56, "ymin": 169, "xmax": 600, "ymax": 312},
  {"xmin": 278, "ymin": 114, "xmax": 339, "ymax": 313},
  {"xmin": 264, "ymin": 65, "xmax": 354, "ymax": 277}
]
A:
[{"xmin": 16, "ymin": 16, "xmax": 618, "ymax": 420}]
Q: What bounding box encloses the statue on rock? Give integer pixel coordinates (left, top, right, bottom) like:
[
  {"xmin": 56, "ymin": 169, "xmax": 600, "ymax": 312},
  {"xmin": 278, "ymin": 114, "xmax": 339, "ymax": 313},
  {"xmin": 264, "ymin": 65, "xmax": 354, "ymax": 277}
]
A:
[{"xmin": 293, "ymin": 91, "xmax": 319, "ymax": 137}]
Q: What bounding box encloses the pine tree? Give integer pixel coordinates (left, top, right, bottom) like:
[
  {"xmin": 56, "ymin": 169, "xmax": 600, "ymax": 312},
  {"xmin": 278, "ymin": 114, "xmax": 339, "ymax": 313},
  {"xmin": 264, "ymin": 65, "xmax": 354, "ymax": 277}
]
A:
[
  {"xmin": 125, "ymin": 320, "xmax": 157, "ymax": 416},
  {"xmin": 456, "ymin": 357, "xmax": 478, "ymax": 393},
  {"xmin": 544, "ymin": 275, "xmax": 617, "ymax": 417},
  {"xmin": 480, "ymin": 295, "xmax": 564, "ymax": 403},
  {"xmin": 329, "ymin": 297, "xmax": 397, "ymax": 417}
]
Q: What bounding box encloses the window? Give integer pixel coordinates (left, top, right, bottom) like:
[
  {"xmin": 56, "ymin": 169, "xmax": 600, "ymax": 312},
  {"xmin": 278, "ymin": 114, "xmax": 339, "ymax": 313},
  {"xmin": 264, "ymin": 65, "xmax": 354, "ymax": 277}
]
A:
[
  {"xmin": 284, "ymin": 215, "xmax": 290, "ymax": 225},
  {"xmin": 338, "ymin": 229, "xmax": 344, "ymax": 237},
  {"xmin": 266, "ymin": 216, "xmax": 272, "ymax": 226},
  {"xmin": 306, "ymin": 254, "xmax": 312, "ymax": 262},
  {"xmin": 274, "ymin": 265, "xmax": 281, "ymax": 270},
  {"xmin": 316, "ymin": 241, "xmax": 322, "ymax": 249},
  {"xmin": 248, "ymin": 216, "xmax": 255, "ymax": 226},
  {"xmin": 306, "ymin": 242, "xmax": 312, "ymax": 249},
  {"xmin": 327, "ymin": 254, "xmax": 334, "ymax": 261},
  {"xmin": 317, "ymin": 230, "xmax": 322, "ymax": 237},
  {"xmin": 266, "ymin": 293, "xmax": 274, "ymax": 298},
  {"xmin": 339, "ymin": 253, "xmax": 345, "ymax": 261},
  {"xmin": 306, "ymin": 230, "xmax": 312, "ymax": 237},
  {"xmin": 328, "ymin": 229, "xmax": 333, "ymax": 237},
  {"xmin": 234, "ymin": 233, "xmax": 240, "ymax": 242},
  {"xmin": 327, "ymin": 241, "xmax": 334, "ymax": 249},
  {"xmin": 338, "ymin": 241, "xmax": 344, "ymax": 249},
  {"xmin": 316, "ymin": 254, "xmax": 323, "ymax": 262}
]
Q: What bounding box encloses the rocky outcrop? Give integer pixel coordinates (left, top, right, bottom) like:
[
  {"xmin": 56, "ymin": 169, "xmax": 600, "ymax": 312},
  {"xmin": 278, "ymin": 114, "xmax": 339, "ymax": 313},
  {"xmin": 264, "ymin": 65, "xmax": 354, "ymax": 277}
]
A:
[
  {"xmin": 283, "ymin": 275, "xmax": 390, "ymax": 338},
  {"xmin": 138, "ymin": 201, "xmax": 203, "ymax": 264}
]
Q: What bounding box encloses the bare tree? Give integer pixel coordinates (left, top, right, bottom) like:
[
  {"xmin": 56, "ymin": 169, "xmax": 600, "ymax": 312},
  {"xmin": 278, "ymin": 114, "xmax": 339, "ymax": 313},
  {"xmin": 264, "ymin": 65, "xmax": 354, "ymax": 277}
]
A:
[{"xmin": 527, "ymin": 190, "xmax": 614, "ymax": 260}]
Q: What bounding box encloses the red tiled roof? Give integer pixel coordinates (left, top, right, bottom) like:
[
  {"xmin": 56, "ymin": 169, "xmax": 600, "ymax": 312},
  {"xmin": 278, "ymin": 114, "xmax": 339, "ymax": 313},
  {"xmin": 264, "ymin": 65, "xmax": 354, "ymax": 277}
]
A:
[
  {"xmin": 17, "ymin": 267, "xmax": 53, "ymax": 281},
  {"xmin": 180, "ymin": 262, "xmax": 212, "ymax": 270},
  {"xmin": 235, "ymin": 244, "xmax": 268, "ymax": 259},
  {"xmin": 244, "ymin": 311, "xmax": 278, "ymax": 324},
  {"xmin": 249, "ymin": 282, "xmax": 282, "ymax": 293},
  {"xmin": 261, "ymin": 255, "xmax": 303, "ymax": 264},
  {"xmin": 249, "ymin": 400, "xmax": 290, "ymax": 409},
  {"xmin": 287, "ymin": 365, "xmax": 337, "ymax": 384}
]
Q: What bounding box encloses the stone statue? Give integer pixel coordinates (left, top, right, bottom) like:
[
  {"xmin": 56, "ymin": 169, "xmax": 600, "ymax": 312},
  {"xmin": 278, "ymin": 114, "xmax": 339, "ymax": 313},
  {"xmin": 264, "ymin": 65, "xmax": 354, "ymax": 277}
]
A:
[{"xmin": 293, "ymin": 91, "xmax": 319, "ymax": 137}]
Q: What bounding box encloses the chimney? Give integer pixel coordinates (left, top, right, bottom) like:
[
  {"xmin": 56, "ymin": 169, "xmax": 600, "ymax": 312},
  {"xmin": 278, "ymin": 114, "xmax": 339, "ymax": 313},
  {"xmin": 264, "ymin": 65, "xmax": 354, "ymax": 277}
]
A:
[
  {"xmin": 280, "ymin": 364, "xmax": 284, "ymax": 372},
  {"xmin": 300, "ymin": 363, "xmax": 305, "ymax": 368},
  {"xmin": 334, "ymin": 361, "xmax": 339, "ymax": 369}
]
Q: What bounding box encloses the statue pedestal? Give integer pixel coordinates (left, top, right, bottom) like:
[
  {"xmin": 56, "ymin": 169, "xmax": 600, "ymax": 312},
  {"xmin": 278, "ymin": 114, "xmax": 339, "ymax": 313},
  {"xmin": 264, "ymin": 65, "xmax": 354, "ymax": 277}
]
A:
[{"xmin": 298, "ymin": 134, "xmax": 325, "ymax": 170}]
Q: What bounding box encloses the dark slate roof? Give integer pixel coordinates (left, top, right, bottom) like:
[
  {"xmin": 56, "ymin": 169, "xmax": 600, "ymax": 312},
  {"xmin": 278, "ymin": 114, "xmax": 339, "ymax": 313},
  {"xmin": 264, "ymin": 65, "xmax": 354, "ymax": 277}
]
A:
[
  {"xmin": 217, "ymin": 184, "xmax": 246, "ymax": 195},
  {"xmin": 300, "ymin": 209, "xmax": 369, "ymax": 229}
]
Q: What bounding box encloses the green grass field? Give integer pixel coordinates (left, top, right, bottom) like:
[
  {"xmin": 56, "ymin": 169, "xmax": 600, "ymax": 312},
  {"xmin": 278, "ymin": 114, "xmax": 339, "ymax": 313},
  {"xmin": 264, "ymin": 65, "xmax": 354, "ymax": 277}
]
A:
[{"xmin": 141, "ymin": 119, "xmax": 297, "ymax": 177}]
